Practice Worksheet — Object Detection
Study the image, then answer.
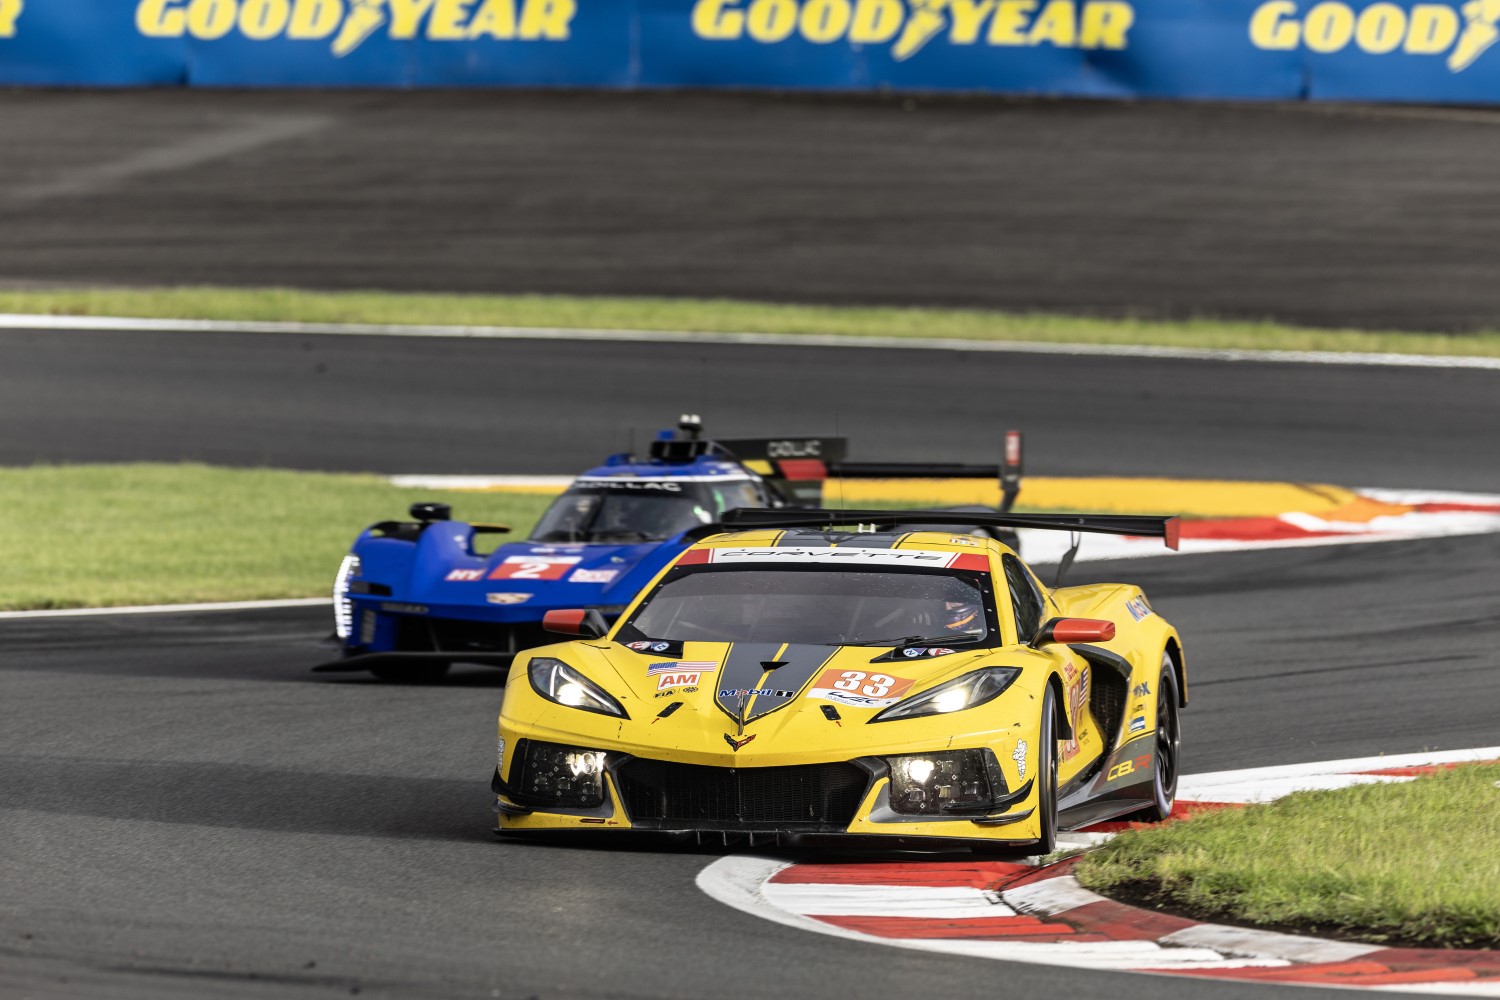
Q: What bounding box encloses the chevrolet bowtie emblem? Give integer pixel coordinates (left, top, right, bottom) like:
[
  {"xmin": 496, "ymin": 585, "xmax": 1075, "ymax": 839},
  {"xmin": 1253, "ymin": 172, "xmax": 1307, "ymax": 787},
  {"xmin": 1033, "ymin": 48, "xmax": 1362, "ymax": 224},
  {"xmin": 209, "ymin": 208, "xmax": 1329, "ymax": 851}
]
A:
[{"xmin": 724, "ymin": 733, "xmax": 756, "ymax": 752}]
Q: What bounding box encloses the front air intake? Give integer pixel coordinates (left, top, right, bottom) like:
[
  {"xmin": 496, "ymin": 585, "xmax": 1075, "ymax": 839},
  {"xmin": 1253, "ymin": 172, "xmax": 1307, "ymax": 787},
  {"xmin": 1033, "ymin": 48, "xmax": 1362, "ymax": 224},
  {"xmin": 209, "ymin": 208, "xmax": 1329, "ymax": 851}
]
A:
[{"xmin": 614, "ymin": 758, "xmax": 869, "ymax": 832}]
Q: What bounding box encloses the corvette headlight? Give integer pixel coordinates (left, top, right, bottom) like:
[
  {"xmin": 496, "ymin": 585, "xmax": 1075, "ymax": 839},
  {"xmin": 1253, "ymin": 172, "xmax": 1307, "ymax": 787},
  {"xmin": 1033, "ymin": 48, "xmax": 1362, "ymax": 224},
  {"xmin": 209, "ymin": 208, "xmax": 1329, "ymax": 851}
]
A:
[
  {"xmin": 528, "ymin": 657, "xmax": 629, "ymax": 719},
  {"xmin": 870, "ymin": 667, "xmax": 1020, "ymax": 723},
  {"xmin": 332, "ymin": 554, "xmax": 360, "ymax": 640},
  {"xmin": 514, "ymin": 740, "xmax": 608, "ymax": 808},
  {"xmin": 886, "ymin": 749, "xmax": 1010, "ymax": 815}
]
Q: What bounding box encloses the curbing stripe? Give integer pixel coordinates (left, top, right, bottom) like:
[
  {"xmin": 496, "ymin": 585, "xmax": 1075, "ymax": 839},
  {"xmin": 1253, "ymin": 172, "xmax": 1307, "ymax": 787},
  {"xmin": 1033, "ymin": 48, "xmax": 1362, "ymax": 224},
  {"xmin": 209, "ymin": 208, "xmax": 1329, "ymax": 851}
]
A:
[
  {"xmin": 4, "ymin": 313, "xmax": 1500, "ymax": 371},
  {"xmin": 697, "ymin": 749, "xmax": 1500, "ymax": 994}
]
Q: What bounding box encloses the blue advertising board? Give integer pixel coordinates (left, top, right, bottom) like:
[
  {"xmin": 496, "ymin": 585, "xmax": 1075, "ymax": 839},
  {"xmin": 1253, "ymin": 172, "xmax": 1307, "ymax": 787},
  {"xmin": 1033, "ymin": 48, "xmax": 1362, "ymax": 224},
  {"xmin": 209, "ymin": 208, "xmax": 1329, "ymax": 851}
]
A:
[{"xmin": 2, "ymin": 0, "xmax": 1500, "ymax": 102}]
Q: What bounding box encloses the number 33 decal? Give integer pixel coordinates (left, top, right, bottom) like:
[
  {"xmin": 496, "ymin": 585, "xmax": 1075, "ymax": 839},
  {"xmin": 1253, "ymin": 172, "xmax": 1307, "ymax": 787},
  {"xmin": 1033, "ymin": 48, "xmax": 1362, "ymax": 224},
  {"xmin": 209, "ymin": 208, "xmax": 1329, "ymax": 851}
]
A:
[{"xmin": 833, "ymin": 671, "xmax": 897, "ymax": 698}]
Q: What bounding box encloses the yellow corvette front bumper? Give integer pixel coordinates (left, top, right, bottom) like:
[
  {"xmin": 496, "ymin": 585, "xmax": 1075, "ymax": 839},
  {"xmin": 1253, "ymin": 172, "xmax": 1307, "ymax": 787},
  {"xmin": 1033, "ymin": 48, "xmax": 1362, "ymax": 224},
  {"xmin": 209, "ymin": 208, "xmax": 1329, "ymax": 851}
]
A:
[{"xmin": 493, "ymin": 716, "xmax": 1047, "ymax": 846}]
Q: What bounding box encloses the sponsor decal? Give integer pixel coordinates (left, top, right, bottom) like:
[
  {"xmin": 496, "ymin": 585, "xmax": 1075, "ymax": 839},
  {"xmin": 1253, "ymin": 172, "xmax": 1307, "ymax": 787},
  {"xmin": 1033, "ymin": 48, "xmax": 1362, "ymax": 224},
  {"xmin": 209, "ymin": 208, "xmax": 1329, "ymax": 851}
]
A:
[
  {"xmin": 569, "ymin": 568, "xmax": 619, "ymax": 584},
  {"xmin": 629, "ymin": 640, "xmax": 672, "ymax": 653},
  {"xmin": 1129, "ymin": 715, "xmax": 1148, "ymax": 733},
  {"xmin": 723, "ymin": 733, "xmax": 757, "ymax": 751},
  {"xmin": 1062, "ymin": 665, "xmax": 1090, "ymax": 762},
  {"xmin": 691, "ymin": 0, "xmax": 1135, "ymax": 62},
  {"xmin": 655, "ymin": 687, "xmax": 697, "ymax": 698},
  {"xmin": 1132, "ymin": 680, "xmax": 1151, "ymax": 697},
  {"xmin": 948, "ymin": 535, "xmax": 980, "ymax": 547},
  {"xmin": 720, "ymin": 687, "xmax": 796, "ymax": 698},
  {"xmin": 485, "ymin": 592, "xmax": 531, "ymax": 605},
  {"xmin": 646, "ymin": 660, "xmax": 718, "ymax": 675},
  {"xmin": 489, "ymin": 554, "xmax": 581, "ymax": 581},
  {"xmin": 379, "ymin": 602, "xmax": 428, "ymax": 614},
  {"xmin": 656, "ymin": 673, "xmax": 703, "ymax": 690},
  {"xmin": 1012, "ymin": 739, "xmax": 1028, "ymax": 779},
  {"xmin": 446, "ymin": 568, "xmax": 485, "ymax": 582},
  {"xmin": 0, "ymin": 0, "xmax": 20, "ymax": 37},
  {"xmin": 1125, "ymin": 595, "xmax": 1153, "ymax": 621},
  {"xmin": 899, "ymin": 646, "xmax": 956, "ymax": 658},
  {"xmin": 710, "ymin": 546, "xmax": 985, "ymax": 569},
  {"xmin": 582, "ymin": 479, "xmax": 683, "ymax": 491},
  {"xmin": 1249, "ymin": 0, "xmax": 1498, "ymax": 73},
  {"xmin": 648, "ymin": 660, "xmax": 718, "ymax": 690},
  {"xmin": 1108, "ymin": 752, "xmax": 1153, "ymax": 782},
  {"xmin": 133, "ymin": 0, "xmax": 579, "ymax": 58},
  {"xmin": 766, "ymin": 439, "xmax": 823, "ymax": 458},
  {"xmin": 804, "ymin": 668, "xmax": 915, "ymax": 709}
]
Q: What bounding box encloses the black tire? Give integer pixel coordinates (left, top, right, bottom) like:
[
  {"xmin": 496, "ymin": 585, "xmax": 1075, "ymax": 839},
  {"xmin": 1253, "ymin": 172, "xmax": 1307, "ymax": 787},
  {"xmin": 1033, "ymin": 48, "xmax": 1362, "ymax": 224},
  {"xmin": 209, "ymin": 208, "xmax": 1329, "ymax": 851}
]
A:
[
  {"xmin": 1036, "ymin": 684, "xmax": 1060, "ymax": 853},
  {"xmin": 369, "ymin": 661, "xmax": 451, "ymax": 683},
  {"xmin": 1135, "ymin": 653, "xmax": 1181, "ymax": 822}
]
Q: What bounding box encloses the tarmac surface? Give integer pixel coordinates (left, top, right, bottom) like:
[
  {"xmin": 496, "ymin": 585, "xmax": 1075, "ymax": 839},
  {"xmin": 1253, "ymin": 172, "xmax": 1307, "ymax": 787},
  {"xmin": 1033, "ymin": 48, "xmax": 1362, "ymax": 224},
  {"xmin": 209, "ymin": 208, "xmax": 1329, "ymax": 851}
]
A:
[
  {"xmin": 7, "ymin": 90, "xmax": 1500, "ymax": 330},
  {"xmin": 4, "ymin": 328, "xmax": 1500, "ymax": 488},
  {"xmin": 6, "ymin": 86, "xmax": 1500, "ymax": 1000},
  {"xmin": 3, "ymin": 326, "xmax": 1499, "ymax": 1000}
]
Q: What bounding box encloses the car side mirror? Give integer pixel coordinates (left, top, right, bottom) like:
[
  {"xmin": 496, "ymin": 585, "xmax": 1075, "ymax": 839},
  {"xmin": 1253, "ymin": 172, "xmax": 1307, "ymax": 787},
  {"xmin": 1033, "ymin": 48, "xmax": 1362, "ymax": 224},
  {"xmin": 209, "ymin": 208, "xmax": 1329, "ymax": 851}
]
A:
[
  {"xmin": 542, "ymin": 609, "xmax": 609, "ymax": 639},
  {"xmin": 1031, "ymin": 617, "xmax": 1116, "ymax": 647},
  {"xmin": 410, "ymin": 502, "xmax": 452, "ymax": 522}
]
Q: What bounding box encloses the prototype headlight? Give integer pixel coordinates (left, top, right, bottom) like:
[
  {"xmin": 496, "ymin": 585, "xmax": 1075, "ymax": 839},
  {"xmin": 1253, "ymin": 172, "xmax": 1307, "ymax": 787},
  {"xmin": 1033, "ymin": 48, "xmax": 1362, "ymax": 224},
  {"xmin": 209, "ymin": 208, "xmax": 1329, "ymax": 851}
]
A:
[
  {"xmin": 332, "ymin": 554, "xmax": 360, "ymax": 640},
  {"xmin": 870, "ymin": 667, "xmax": 1020, "ymax": 723},
  {"xmin": 528, "ymin": 657, "xmax": 629, "ymax": 719}
]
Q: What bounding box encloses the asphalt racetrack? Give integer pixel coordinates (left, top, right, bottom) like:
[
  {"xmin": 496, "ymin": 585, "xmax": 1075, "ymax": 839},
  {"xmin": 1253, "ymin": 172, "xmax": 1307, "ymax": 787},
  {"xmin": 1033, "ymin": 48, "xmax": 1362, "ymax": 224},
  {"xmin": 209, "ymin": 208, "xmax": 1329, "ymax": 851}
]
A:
[
  {"xmin": 6, "ymin": 85, "xmax": 1500, "ymax": 1000},
  {"xmin": 4, "ymin": 326, "xmax": 1500, "ymax": 999},
  {"xmin": 8, "ymin": 90, "xmax": 1500, "ymax": 330}
]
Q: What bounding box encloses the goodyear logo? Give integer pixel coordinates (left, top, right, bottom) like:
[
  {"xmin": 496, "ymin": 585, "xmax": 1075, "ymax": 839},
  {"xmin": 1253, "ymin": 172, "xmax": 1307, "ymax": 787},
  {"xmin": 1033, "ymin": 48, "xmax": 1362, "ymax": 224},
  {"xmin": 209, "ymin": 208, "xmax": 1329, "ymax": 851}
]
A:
[
  {"xmin": 691, "ymin": 0, "xmax": 1135, "ymax": 60},
  {"xmin": 134, "ymin": 0, "xmax": 576, "ymax": 56},
  {"xmin": 1250, "ymin": 0, "xmax": 1499, "ymax": 71},
  {"xmin": 0, "ymin": 0, "xmax": 21, "ymax": 37}
]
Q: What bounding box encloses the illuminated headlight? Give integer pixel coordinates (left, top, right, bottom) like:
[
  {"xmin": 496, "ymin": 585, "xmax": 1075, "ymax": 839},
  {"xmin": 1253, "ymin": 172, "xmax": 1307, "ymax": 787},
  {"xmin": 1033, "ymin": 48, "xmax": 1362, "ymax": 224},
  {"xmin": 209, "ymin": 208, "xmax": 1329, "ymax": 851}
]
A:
[
  {"xmin": 870, "ymin": 667, "xmax": 1020, "ymax": 723},
  {"xmin": 886, "ymin": 749, "xmax": 1010, "ymax": 815},
  {"xmin": 528, "ymin": 657, "xmax": 629, "ymax": 719},
  {"xmin": 514, "ymin": 740, "xmax": 608, "ymax": 808},
  {"xmin": 332, "ymin": 555, "xmax": 361, "ymax": 640}
]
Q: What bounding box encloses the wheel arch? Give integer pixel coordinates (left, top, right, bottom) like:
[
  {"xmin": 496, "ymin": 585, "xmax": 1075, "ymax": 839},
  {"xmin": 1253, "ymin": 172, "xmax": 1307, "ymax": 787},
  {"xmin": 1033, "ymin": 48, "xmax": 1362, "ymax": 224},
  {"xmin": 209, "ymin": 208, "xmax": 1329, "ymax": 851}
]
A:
[
  {"xmin": 1164, "ymin": 635, "xmax": 1187, "ymax": 708},
  {"xmin": 1046, "ymin": 671, "xmax": 1074, "ymax": 741}
]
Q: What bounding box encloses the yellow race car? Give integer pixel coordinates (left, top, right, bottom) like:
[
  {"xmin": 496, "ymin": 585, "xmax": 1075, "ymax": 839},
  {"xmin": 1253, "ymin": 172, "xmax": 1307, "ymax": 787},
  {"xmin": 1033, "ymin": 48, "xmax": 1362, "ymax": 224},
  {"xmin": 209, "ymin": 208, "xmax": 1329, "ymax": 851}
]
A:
[{"xmin": 493, "ymin": 508, "xmax": 1184, "ymax": 852}]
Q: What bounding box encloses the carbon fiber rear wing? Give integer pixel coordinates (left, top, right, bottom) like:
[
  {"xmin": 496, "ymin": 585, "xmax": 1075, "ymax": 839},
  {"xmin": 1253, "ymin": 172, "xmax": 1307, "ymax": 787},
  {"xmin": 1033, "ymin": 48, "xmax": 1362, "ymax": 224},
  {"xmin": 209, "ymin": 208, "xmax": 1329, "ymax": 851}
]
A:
[
  {"xmin": 715, "ymin": 430, "xmax": 1025, "ymax": 511},
  {"xmin": 718, "ymin": 507, "xmax": 1181, "ymax": 550}
]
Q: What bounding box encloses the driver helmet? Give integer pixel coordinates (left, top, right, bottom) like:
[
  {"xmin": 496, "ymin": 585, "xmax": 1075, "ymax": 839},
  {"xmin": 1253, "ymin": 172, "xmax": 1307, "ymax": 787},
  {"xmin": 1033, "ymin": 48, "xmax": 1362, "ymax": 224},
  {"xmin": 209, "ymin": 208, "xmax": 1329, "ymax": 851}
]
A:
[{"xmin": 945, "ymin": 600, "xmax": 981, "ymax": 631}]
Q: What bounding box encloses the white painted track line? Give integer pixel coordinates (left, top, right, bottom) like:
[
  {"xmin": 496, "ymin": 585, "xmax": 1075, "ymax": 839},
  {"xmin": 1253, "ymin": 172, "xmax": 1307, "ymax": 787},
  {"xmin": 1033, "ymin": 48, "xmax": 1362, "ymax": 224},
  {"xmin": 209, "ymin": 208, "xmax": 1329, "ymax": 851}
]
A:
[
  {"xmin": 3, "ymin": 313, "xmax": 1499, "ymax": 370},
  {"xmin": 0, "ymin": 597, "xmax": 330, "ymax": 619}
]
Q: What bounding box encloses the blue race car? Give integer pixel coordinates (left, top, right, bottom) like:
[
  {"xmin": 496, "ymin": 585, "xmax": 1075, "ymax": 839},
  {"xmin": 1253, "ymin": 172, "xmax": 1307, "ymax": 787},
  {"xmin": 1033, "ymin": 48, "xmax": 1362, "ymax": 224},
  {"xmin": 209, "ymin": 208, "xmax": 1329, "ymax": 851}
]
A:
[{"xmin": 317, "ymin": 417, "xmax": 1022, "ymax": 681}]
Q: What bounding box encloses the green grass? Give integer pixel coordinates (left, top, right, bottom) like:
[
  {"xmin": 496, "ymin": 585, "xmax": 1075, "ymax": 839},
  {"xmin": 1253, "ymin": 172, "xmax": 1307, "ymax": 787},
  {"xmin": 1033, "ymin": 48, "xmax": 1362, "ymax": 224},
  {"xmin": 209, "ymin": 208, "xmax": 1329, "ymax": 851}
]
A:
[
  {"xmin": 5, "ymin": 285, "xmax": 1500, "ymax": 357},
  {"xmin": 1075, "ymin": 764, "xmax": 1500, "ymax": 949},
  {"xmin": 0, "ymin": 463, "xmax": 1084, "ymax": 611},
  {"xmin": 0, "ymin": 464, "xmax": 554, "ymax": 610}
]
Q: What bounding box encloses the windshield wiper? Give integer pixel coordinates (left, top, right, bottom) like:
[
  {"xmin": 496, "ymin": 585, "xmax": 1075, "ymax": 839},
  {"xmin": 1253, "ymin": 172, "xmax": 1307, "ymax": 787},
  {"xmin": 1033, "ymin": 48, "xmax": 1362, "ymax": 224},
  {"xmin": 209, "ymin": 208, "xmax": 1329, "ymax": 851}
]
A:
[{"xmin": 842, "ymin": 631, "xmax": 983, "ymax": 647}]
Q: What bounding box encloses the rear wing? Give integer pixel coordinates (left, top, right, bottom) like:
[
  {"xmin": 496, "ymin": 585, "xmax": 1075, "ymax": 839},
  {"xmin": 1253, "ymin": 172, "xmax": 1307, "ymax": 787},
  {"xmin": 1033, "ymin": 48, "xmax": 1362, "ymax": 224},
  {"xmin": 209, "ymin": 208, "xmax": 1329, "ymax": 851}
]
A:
[
  {"xmin": 718, "ymin": 507, "xmax": 1181, "ymax": 550},
  {"xmin": 714, "ymin": 429, "xmax": 1026, "ymax": 512}
]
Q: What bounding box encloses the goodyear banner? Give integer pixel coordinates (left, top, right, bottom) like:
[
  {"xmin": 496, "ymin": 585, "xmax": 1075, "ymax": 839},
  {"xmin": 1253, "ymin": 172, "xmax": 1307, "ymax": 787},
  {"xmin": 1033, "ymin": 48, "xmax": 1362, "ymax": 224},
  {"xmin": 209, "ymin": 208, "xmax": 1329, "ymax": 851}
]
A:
[{"xmin": 3, "ymin": 0, "xmax": 1500, "ymax": 100}]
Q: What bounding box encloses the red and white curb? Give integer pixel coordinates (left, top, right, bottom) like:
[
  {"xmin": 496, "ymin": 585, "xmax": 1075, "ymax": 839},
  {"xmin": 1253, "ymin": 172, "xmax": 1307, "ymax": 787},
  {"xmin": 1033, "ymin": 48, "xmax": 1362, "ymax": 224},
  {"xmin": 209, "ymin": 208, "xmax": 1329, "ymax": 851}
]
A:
[
  {"xmin": 698, "ymin": 747, "xmax": 1500, "ymax": 994},
  {"xmin": 1015, "ymin": 488, "xmax": 1500, "ymax": 564}
]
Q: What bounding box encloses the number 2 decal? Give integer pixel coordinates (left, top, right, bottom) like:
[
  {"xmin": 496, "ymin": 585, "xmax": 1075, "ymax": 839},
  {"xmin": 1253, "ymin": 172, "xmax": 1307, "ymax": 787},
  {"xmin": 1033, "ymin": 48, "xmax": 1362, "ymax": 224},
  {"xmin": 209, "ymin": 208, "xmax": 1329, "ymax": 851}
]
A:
[{"xmin": 489, "ymin": 556, "xmax": 581, "ymax": 581}]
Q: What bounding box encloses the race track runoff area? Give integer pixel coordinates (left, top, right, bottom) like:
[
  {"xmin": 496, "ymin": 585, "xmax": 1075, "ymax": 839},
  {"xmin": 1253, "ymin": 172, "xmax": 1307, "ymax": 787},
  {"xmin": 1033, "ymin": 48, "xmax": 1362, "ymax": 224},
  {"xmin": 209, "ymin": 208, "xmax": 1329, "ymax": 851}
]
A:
[{"xmin": 701, "ymin": 748, "xmax": 1500, "ymax": 994}]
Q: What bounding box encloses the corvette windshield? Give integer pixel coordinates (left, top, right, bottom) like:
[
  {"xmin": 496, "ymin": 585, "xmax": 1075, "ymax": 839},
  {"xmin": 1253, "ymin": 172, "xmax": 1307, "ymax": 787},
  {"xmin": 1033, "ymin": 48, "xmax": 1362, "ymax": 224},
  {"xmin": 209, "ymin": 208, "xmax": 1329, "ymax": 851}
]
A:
[
  {"xmin": 530, "ymin": 481, "xmax": 762, "ymax": 543},
  {"xmin": 621, "ymin": 567, "xmax": 991, "ymax": 646}
]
